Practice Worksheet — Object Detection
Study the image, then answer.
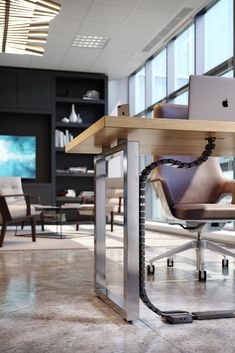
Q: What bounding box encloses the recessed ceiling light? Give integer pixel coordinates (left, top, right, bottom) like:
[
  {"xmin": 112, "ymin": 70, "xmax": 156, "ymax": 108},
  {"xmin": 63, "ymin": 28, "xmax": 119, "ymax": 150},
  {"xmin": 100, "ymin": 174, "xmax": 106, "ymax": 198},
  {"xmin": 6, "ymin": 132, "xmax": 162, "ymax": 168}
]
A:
[{"xmin": 73, "ymin": 35, "xmax": 109, "ymax": 49}]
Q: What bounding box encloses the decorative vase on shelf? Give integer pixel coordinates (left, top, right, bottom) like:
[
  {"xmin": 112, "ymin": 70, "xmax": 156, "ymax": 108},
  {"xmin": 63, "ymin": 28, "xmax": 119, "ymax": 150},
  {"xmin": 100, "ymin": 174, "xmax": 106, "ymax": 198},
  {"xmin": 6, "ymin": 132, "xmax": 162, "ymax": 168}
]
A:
[
  {"xmin": 77, "ymin": 113, "xmax": 83, "ymax": 123},
  {"xmin": 69, "ymin": 104, "xmax": 77, "ymax": 123}
]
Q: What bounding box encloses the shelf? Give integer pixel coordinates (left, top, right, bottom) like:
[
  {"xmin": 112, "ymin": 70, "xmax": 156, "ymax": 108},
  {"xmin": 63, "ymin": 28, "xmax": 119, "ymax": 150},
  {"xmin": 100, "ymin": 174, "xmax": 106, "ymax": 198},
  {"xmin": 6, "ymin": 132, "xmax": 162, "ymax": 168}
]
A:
[
  {"xmin": 56, "ymin": 122, "xmax": 90, "ymax": 129},
  {"xmin": 56, "ymin": 97, "xmax": 105, "ymax": 104},
  {"xmin": 0, "ymin": 107, "xmax": 51, "ymax": 115},
  {"xmin": 56, "ymin": 172, "xmax": 94, "ymax": 177},
  {"xmin": 56, "ymin": 196, "xmax": 82, "ymax": 202},
  {"xmin": 54, "ymin": 71, "xmax": 107, "ymax": 212}
]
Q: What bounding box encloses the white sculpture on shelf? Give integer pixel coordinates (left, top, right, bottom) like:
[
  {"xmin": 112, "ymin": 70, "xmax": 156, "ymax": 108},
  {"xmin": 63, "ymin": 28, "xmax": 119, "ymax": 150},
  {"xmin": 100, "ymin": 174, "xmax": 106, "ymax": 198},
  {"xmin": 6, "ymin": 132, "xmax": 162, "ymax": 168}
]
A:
[{"xmin": 69, "ymin": 104, "xmax": 77, "ymax": 123}]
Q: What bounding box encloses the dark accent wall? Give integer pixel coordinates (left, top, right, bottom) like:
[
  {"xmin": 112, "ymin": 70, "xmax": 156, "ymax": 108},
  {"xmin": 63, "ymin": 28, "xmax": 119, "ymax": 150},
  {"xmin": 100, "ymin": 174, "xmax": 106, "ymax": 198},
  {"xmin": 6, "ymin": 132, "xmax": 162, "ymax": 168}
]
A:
[{"xmin": 0, "ymin": 66, "xmax": 108, "ymax": 206}]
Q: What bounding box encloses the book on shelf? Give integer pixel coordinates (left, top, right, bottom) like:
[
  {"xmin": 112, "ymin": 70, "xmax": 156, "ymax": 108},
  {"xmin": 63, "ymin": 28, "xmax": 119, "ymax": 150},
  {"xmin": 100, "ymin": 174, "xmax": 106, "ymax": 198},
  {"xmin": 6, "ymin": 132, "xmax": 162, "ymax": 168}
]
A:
[
  {"xmin": 68, "ymin": 167, "xmax": 87, "ymax": 173},
  {"xmin": 55, "ymin": 129, "xmax": 74, "ymax": 148}
]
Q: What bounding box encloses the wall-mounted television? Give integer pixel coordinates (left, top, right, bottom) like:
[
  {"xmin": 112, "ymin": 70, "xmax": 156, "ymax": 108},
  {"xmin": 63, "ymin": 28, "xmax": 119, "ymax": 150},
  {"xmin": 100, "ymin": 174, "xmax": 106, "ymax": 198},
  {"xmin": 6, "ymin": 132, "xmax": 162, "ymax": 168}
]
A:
[{"xmin": 0, "ymin": 135, "xmax": 36, "ymax": 179}]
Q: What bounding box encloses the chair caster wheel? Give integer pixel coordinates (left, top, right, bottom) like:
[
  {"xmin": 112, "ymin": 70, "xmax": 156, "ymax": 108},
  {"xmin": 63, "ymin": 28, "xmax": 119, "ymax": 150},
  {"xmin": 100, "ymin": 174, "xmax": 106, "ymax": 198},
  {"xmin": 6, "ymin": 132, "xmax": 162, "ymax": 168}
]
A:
[
  {"xmin": 167, "ymin": 258, "xmax": 174, "ymax": 267},
  {"xmin": 147, "ymin": 264, "xmax": 155, "ymax": 275},
  {"xmin": 199, "ymin": 270, "xmax": 207, "ymax": 282},
  {"xmin": 222, "ymin": 258, "xmax": 229, "ymax": 268}
]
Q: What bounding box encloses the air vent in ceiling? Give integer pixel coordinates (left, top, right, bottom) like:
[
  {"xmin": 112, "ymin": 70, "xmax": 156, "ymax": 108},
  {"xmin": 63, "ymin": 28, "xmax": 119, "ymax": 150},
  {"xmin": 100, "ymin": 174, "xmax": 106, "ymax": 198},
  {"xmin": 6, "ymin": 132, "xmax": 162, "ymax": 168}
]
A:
[{"xmin": 142, "ymin": 7, "xmax": 193, "ymax": 53}]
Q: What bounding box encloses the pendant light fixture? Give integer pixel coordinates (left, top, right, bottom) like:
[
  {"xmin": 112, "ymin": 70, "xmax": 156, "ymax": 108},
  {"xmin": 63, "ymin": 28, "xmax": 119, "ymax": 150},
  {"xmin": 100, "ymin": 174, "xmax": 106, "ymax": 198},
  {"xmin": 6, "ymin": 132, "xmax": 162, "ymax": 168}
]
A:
[{"xmin": 0, "ymin": 0, "xmax": 61, "ymax": 56}]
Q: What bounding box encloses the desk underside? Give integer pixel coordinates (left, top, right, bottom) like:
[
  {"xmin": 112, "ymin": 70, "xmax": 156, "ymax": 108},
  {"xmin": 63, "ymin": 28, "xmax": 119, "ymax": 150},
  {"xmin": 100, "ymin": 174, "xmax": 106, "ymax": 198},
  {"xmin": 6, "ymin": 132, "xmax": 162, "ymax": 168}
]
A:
[{"xmin": 65, "ymin": 116, "xmax": 235, "ymax": 156}]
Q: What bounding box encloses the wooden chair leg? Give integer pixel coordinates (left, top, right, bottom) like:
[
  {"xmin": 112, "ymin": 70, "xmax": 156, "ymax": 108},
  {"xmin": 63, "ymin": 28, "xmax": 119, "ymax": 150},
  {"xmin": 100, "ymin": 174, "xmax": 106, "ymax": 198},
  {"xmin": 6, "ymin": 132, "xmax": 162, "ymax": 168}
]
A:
[
  {"xmin": 0, "ymin": 222, "xmax": 7, "ymax": 247},
  {"xmin": 21, "ymin": 221, "xmax": 25, "ymax": 230},
  {"xmin": 111, "ymin": 211, "xmax": 114, "ymax": 232},
  {"xmin": 31, "ymin": 217, "xmax": 36, "ymax": 242},
  {"xmin": 40, "ymin": 212, "xmax": 45, "ymax": 232},
  {"xmin": 76, "ymin": 211, "xmax": 80, "ymax": 231}
]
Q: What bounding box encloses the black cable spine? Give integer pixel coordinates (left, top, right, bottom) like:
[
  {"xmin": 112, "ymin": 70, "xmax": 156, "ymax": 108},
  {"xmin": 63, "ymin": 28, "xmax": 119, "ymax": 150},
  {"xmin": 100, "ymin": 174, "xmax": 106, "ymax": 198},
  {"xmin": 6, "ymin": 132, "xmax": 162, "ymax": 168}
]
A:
[{"xmin": 139, "ymin": 137, "xmax": 216, "ymax": 315}]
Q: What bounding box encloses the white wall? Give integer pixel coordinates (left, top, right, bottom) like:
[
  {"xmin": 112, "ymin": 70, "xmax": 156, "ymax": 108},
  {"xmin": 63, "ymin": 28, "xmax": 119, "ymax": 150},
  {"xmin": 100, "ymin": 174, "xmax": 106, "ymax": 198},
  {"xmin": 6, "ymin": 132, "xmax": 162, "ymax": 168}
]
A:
[{"xmin": 108, "ymin": 78, "xmax": 128, "ymax": 115}]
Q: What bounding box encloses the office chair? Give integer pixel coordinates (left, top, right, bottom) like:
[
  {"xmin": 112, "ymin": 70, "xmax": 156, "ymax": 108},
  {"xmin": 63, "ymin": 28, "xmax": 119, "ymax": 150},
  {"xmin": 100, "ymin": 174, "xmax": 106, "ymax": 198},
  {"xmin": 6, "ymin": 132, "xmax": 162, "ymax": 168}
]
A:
[{"xmin": 148, "ymin": 103, "xmax": 235, "ymax": 281}]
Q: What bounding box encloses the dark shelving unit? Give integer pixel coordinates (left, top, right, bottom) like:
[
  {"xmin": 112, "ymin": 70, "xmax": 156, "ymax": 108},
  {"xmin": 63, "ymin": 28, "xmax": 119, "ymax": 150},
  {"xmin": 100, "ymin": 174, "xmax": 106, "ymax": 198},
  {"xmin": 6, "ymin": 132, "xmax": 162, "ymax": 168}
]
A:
[
  {"xmin": 0, "ymin": 66, "xmax": 108, "ymax": 206},
  {"xmin": 54, "ymin": 72, "xmax": 108, "ymax": 206}
]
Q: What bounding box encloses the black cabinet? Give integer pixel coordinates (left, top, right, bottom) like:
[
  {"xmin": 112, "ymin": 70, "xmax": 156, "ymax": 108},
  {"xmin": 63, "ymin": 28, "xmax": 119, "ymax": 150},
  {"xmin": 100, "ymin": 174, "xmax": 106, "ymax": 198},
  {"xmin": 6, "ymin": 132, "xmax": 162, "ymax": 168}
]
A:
[
  {"xmin": 0, "ymin": 67, "xmax": 53, "ymax": 111},
  {"xmin": 18, "ymin": 71, "xmax": 52, "ymax": 110},
  {"xmin": 0, "ymin": 70, "xmax": 17, "ymax": 108}
]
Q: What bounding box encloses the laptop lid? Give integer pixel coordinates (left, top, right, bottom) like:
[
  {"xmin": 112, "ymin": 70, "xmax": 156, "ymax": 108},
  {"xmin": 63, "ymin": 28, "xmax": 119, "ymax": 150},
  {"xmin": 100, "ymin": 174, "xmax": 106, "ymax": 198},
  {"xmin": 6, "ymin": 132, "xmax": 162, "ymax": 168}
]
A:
[{"xmin": 188, "ymin": 75, "xmax": 235, "ymax": 121}]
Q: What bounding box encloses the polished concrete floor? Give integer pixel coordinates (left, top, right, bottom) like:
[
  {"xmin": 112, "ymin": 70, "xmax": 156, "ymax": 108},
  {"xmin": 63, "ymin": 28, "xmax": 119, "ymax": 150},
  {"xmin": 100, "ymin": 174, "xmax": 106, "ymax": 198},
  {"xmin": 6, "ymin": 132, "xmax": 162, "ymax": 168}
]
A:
[{"xmin": 1, "ymin": 227, "xmax": 235, "ymax": 353}]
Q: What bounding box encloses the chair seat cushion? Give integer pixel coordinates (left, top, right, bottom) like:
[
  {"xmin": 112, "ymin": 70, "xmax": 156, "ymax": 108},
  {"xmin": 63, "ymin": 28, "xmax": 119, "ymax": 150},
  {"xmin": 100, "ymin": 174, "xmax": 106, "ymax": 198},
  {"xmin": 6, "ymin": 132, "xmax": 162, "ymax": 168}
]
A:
[
  {"xmin": 78, "ymin": 204, "xmax": 94, "ymax": 216},
  {"xmin": 173, "ymin": 203, "xmax": 235, "ymax": 220},
  {"xmin": 31, "ymin": 204, "xmax": 43, "ymax": 216},
  {"xmin": 8, "ymin": 205, "xmax": 27, "ymax": 218}
]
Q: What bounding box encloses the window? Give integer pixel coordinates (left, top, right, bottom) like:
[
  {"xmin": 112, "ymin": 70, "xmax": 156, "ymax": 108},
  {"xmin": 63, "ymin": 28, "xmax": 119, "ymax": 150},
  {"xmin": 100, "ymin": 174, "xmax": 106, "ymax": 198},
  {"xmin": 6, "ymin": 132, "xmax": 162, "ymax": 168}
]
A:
[
  {"xmin": 174, "ymin": 25, "xmax": 194, "ymax": 90},
  {"xmin": 172, "ymin": 91, "xmax": 188, "ymax": 105},
  {"xmin": 128, "ymin": 0, "xmax": 234, "ymax": 223},
  {"xmin": 204, "ymin": 0, "xmax": 233, "ymax": 72},
  {"xmin": 151, "ymin": 49, "xmax": 166, "ymax": 104},
  {"xmin": 221, "ymin": 70, "xmax": 234, "ymax": 78},
  {"xmin": 133, "ymin": 67, "xmax": 145, "ymax": 115}
]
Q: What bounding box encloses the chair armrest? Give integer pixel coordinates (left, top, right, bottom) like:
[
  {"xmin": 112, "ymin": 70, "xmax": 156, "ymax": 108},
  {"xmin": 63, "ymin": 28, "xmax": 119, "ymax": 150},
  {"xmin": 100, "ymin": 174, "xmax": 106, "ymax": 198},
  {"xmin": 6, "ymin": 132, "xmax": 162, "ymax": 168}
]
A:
[
  {"xmin": 29, "ymin": 195, "xmax": 41, "ymax": 204},
  {"xmin": 0, "ymin": 194, "xmax": 31, "ymax": 215},
  {"xmin": 220, "ymin": 180, "xmax": 235, "ymax": 203}
]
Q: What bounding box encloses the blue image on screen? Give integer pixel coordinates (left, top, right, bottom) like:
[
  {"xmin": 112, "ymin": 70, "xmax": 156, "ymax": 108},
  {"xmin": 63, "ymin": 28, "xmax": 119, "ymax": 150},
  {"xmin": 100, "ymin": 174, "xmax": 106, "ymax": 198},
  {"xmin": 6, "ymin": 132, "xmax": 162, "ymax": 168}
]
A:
[{"xmin": 0, "ymin": 135, "xmax": 36, "ymax": 178}]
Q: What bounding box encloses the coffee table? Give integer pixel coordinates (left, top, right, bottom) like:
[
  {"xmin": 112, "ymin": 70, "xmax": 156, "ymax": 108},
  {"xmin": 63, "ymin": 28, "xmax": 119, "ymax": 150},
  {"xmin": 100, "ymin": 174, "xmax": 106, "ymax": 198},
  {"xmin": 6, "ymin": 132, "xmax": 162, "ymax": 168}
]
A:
[{"xmin": 36, "ymin": 205, "xmax": 82, "ymax": 238}]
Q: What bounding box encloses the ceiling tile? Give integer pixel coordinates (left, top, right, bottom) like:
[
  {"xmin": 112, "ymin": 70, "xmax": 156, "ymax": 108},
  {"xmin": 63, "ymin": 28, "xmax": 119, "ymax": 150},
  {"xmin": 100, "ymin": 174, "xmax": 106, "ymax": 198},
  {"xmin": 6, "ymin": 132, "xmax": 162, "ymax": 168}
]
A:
[
  {"xmin": 136, "ymin": 0, "xmax": 185, "ymax": 12},
  {"xmin": 125, "ymin": 9, "xmax": 171, "ymax": 26},
  {"xmin": 59, "ymin": 1, "xmax": 91, "ymax": 20},
  {"xmin": 44, "ymin": 45, "xmax": 69, "ymax": 58},
  {"xmin": 49, "ymin": 19, "xmax": 81, "ymax": 34},
  {"xmin": 29, "ymin": 54, "xmax": 62, "ymax": 69},
  {"xmin": 0, "ymin": 54, "xmax": 31, "ymax": 67},
  {"xmin": 93, "ymin": 50, "xmax": 133, "ymax": 64},
  {"xmin": 61, "ymin": 47, "xmax": 101, "ymax": 70},
  {"xmin": 106, "ymin": 38, "xmax": 144, "ymax": 52},
  {"xmin": 77, "ymin": 21, "xmax": 120, "ymax": 37},
  {"xmin": 93, "ymin": 0, "xmax": 138, "ymax": 6},
  {"xmin": 85, "ymin": 4, "xmax": 132, "ymax": 23},
  {"xmin": 114, "ymin": 24, "xmax": 158, "ymax": 41},
  {"xmin": 46, "ymin": 33, "xmax": 74, "ymax": 46}
]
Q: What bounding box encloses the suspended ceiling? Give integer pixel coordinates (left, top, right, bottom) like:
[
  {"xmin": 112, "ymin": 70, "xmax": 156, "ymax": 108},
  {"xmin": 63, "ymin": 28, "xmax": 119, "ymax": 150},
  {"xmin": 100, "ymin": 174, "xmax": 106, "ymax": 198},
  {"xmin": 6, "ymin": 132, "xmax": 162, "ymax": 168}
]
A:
[{"xmin": 0, "ymin": 0, "xmax": 212, "ymax": 79}]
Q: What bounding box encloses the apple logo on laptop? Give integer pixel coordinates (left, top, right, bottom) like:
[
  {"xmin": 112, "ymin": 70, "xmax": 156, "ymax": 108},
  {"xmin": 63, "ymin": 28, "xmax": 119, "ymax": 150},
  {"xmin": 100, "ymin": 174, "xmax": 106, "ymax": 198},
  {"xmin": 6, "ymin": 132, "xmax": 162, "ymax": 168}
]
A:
[{"xmin": 222, "ymin": 99, "xmax": 228, "ymax": 108}]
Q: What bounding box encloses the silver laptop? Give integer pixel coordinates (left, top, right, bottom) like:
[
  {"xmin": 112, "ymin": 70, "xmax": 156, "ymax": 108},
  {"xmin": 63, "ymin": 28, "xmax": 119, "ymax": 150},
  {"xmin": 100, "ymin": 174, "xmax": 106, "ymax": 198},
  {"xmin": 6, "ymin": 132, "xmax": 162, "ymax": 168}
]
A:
[{"xmin": 188, "ymin": 75, "xmax": 235, "ymax": 121}]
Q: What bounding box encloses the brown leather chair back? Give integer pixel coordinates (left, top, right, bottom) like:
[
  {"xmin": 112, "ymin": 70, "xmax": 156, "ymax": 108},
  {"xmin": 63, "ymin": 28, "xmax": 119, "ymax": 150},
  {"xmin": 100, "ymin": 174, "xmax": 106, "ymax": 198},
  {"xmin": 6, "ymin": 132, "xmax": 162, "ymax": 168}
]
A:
[{"xmin": 151, "ymin": 103, "xmax": 224, "ymax": 209}]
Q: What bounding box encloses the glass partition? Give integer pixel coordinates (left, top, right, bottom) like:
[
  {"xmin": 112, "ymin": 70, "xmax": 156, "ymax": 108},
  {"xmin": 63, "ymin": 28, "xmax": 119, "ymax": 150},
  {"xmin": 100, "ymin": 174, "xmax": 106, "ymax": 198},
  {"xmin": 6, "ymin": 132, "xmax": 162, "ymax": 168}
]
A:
[{"xmin": 105, "ymin": 152, "xmax": 124, "ymax": 301}]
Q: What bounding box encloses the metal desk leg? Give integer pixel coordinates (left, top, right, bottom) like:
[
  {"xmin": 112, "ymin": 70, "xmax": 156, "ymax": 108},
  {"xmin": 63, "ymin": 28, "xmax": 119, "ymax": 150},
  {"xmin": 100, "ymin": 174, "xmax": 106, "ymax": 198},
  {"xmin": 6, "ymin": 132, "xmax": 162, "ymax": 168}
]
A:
[{"xmin": 94, "ymin": 141, "xmax": 139, "ymax": 322}]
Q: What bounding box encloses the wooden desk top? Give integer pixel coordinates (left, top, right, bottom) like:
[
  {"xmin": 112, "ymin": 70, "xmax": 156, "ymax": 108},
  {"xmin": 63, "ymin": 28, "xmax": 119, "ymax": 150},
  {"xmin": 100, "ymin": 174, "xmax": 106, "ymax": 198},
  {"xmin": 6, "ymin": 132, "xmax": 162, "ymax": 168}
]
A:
[{"xmin": 65, "ymin": 116, "xmax": 235, "ymax": 156}]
